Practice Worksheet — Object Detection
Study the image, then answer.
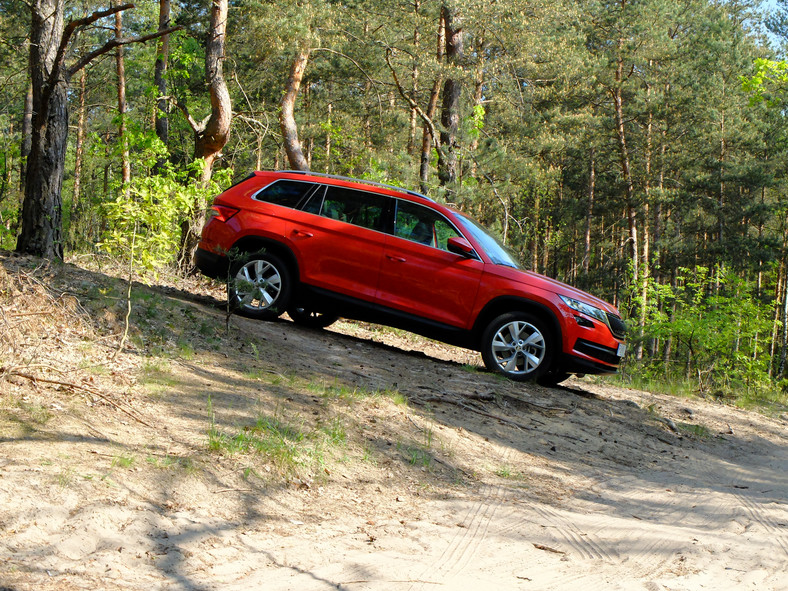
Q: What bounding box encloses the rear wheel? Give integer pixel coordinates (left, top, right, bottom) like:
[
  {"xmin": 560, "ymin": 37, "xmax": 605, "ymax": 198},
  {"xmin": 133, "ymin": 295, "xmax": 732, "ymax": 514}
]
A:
[
  {"xmin": 228, "ymin": 253, "xmax": 291, "ymax": 320},
  {"xmin": 481, "ymin": 312, "xmax": 553, "ymax": 381}
]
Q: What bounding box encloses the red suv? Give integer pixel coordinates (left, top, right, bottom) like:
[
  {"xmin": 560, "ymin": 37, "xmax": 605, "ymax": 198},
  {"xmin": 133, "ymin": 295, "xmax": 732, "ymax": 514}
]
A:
[{"xmin": 196, "ymin": 171, "xmax": 626, "ymax": 385}]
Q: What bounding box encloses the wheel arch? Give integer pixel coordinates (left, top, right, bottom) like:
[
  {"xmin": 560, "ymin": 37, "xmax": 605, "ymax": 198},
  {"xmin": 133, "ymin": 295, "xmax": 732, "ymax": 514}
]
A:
[
  {"xmin": 473, "ymin": 297, "xmax": 563, "ymax": 354},
  {"xmin": 228, "ymin": 236, "xmax": 300, "ymax": 282}
]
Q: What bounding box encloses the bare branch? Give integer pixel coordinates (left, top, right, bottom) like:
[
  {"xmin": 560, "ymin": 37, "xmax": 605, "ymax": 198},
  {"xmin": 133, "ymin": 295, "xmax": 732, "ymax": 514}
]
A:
[
  {"xmin": 385, "ymin": 48, "xmax": 441, "ymax": 151},
  {"xmin": 158, "ymin": 95, "xmax": 200, "ymax": 133},
  {"xmin": 68, "ymin": 26, "xmax": 182, "ymax": 78},
  {"xmin": 56, "ymin": 4, "xmax": 135, "ymax": 79},
  {"xmin": 311, "ymin": 47, "xmax": 384, "ymax": 120}
]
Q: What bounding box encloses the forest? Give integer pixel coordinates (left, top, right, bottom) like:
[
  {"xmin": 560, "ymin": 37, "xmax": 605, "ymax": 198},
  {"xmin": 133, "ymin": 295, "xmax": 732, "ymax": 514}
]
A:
[{"xmin": 1, "ymin": 0, "xmax": 788, "ymax": 406}]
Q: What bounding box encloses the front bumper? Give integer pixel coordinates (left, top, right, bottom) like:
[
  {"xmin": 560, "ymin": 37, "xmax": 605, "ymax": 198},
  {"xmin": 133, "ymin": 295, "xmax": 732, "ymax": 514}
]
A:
[{"xmin": 562, "ymin": 338, "xmax": 624, "ymax": 376}]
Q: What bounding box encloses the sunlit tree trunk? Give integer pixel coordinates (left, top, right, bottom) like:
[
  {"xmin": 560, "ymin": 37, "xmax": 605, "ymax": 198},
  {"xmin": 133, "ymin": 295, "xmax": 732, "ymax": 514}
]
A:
[
  {"xmin": 280, "ymin": 49, "xmax": 310, "ymax": 171},
  {"xmin": 178, "ymin": 0, "xmax": 232, "ymax": 269},
  {"xmin": 72, "ymin": 69, "xmax": 87, "ymax": 221}
]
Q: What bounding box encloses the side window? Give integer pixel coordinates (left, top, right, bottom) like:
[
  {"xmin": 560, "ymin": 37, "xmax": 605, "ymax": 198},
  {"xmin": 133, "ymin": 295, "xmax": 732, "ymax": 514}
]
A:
[
  {"xmin": 253, "ymin": 180, "xmax": 317, "ymax": 208},
  {"xmin": 318, "ymin": 186, "xmax": 386, "ymax": 232},
  {"xmin": 301, "ymin": 185, "xmax": 326, "ymax": 215},
  {"xmin": 394, "ymin": 200, "xmax": 460, "ymax": 250}
]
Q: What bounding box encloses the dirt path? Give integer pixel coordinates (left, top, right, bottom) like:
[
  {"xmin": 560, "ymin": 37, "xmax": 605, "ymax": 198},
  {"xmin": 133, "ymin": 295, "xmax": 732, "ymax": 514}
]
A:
[{"xmin": 1, "ymin": 254, "xmax": 787, "ymax": 590}]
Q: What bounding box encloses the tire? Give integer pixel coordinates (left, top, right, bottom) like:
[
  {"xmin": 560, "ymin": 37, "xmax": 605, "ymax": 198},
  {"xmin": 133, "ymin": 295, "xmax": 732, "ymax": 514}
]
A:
[
  {"xmin": 228, "ymin": 252, "xmax": 292, "ymax": 320},
  {"xmin": 288, "ymin": 306, "xmax": 339, "ymax": 329},
  {"xmin": 480, "ymin": 312, "xmax": 554, "ymax": 381}
]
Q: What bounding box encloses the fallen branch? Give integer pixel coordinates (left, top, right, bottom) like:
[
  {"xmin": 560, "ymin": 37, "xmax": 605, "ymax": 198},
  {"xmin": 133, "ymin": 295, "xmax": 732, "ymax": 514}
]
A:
[
  {"xmin": 4, "ymin": 370, "xmax": 154, "ymax": 429},
  {"xmin": 533, "ymin": 543, "xmax": 566, "ymax": 555}
]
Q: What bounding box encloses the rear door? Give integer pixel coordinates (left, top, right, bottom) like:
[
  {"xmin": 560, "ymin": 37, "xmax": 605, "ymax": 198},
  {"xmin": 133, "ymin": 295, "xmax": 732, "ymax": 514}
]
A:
[
  {"xmin": 287, "ymin": 185, "xmax": 388, "ymax": 302},
  {"xmin": 376, "ymin": 200, "xmax": 483, "ymax": 328}
]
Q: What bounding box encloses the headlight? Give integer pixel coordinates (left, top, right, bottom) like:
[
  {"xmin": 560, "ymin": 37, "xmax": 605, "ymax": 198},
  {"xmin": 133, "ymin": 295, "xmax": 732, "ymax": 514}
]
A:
[{"xmin": 559, "ymin": 295, "xmax": 609, "ymax": 325}]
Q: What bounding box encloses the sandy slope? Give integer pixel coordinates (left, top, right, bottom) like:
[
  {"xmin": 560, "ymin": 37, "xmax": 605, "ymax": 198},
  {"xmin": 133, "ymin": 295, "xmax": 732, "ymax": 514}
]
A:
[{"xmin": 1, "ymin": 253, "xmax": 787, "ymax": 590}]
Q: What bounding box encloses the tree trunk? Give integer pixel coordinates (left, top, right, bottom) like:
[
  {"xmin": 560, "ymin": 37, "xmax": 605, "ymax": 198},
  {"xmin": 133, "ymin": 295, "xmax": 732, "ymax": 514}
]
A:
[
  {"xmin": 179, "ymin": 0, "xmax": 233, "ymax": 270},
  {"xmin": 72, "ymin": 69, "xmax": 87, "ymax": 223},
  {"xmin": 280, "ymin": 49, "xmax": 311, "ymax": 172},
  {"xmin": 193, "ymin": 0, "xmax": 232, "ymax": 181},
  {"xmin": 154, "ymin": 0, "xmax": 171, "ymax": 173},
  {"xmin": 611, "ymin": 51, "xmax": 638, "ymax": 286},
  {"xmin": 439, "ymin": 2, "xmax": 463, "ymax": 188},
  {"xmin": 20, "ymin": 83, "xmax": 32, "ymax": 194},
  {"xmin": 325, "ymin": 102, "xmax": 332, "ymax": 173},
  {"xmin": 115, "ymin": 5, "xmax": 130, "ymax": 192},
  {"xmin": 780, "ymin": 261, "xmax": 788, "ymax": 377},
  {"xmin": 419, "ymin": 9, "xmax": 445, "ymax": 192},
  {"xmin": 407, "ymin": 0, "xmax": 421, "ymax": 155},
  {"xmin": 583, "ymin": 147, "xmax": 595, "ymax": 275},
  {"xmin": 17, "ymin": 0, "xmax": 68, "ymax": 260}
]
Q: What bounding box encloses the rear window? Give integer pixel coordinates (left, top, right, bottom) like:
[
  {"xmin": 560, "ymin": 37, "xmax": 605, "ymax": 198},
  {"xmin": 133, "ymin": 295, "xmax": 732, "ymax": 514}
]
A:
[{"xmin": 253, "ymin": 180, "xmax": 317, "ymax": 208}]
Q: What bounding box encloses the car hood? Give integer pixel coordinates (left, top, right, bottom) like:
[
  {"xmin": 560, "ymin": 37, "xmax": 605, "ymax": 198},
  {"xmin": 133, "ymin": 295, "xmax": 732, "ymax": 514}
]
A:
[{"xmin": 492, "ymin": 266, "xmax": 620, "ymax": 316}]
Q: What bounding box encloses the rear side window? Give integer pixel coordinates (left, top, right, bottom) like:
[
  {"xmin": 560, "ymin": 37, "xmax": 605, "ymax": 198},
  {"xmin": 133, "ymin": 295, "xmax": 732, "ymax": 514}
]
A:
[
  {"xmin": 304, "ymin": 185, "xmax": 387, "ymax": 232},
  {"xmin": 253, "ymin": 180, "xmax": 317, "ymax": 208}
]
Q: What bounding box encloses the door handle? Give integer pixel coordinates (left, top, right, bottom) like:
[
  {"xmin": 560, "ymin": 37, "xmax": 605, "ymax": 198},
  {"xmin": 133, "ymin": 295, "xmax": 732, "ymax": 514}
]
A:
[
  {"xmin": 387, "ymin": 254, "xmax": 407, "ymax": 263},
  {"xmin": 292, "ymin": 230, "xmax": 314, "ymax": 238}
]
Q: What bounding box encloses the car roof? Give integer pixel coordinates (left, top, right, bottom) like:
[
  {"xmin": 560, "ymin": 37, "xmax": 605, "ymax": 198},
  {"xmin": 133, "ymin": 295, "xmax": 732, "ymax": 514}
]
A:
[{"xmin": 254, "ymin": 170, "xmax": 437, "ymax": 205}]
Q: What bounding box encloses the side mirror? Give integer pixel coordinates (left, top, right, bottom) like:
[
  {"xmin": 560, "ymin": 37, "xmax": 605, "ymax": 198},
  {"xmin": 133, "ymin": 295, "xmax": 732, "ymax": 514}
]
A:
[{"xmin": 447, "ymin": 236, "xmax": 478, "ymax": 259}]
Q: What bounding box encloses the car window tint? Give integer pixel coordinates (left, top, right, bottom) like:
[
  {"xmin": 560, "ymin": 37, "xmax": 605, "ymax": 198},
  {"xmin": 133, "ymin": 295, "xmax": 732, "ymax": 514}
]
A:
[
  {"xmin": 320, "ymin": 186, "xmax": 386, "ymax": 231},
  {"xmin": 253, "ymin": 180, "xmax": 317, "ymax": 208},
  {"xmin": 394, "ymin": 200, "xmax": 460, "ymax": 250},
  {"xmin": 300, "ymin": 185, "xmax": 326, "ymax": 215}
]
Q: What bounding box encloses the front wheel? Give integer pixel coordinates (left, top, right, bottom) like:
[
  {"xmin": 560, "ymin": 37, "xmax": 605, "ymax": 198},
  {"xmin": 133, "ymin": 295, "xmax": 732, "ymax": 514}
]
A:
[
  {"xmin": 480, "ymin": 312, "xmax": 554, "ymax": 381},
  {"xmin": 228, "ymin": 252, "xmax": 292, "ymax": 320}
]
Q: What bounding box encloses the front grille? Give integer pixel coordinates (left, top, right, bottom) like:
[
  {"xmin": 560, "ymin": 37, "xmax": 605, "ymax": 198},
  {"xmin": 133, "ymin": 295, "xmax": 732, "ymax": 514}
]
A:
[
  {"xmin": 574, "ymin": 339, "xmax": 621, "ymax": 365},
  {"xmin": 606, "ymin": 313, "xmax": 627, "ymax": 339}
]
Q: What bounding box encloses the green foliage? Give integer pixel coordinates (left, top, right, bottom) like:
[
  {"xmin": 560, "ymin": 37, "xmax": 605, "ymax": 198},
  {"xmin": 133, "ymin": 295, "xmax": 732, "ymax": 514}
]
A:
[
  {"xmin": 742, "ymin": 58, "xmax": 788, "ymax": 107},
  {"xmin": 627, "ymin": 267, "xmax": 778, "ymax": 401},
  {"xmin": 97, "ymin": 131, "xmax": 230, "ymax": 273}
]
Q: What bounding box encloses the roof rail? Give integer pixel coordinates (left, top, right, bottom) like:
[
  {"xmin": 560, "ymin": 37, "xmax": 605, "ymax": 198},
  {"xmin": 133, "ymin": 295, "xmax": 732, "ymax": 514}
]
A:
[{"xmin": 276, "ymin": 170, "xmax": 434, "ymax": 202}]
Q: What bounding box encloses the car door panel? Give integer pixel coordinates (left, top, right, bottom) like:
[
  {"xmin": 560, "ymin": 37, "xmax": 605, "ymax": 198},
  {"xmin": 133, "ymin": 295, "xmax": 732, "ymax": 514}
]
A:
[
  {"xmin": 378, "ymin": 235, "xmax": 483, "ymax": 328},
  {"xmin": 286, "ymin": 186, "xmax": 387, "ymax": 302}
]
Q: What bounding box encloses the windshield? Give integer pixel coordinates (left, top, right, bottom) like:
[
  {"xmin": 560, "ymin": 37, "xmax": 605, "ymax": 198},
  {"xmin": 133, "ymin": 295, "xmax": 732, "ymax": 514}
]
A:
[{"xmin": 456, "ymin": 213, "xmax": 522, "ymax": 269}]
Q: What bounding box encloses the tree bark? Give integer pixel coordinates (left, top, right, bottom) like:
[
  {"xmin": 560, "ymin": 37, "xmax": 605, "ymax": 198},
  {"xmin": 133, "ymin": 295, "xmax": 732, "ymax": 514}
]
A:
[
  {"xmin": 419, "ymin": 9, "xmax": 444, "ymax": 192},
  {"xmin": 20, "ymin": 83, "xmax": 32, "ymax": 194},
  {"xmin": 115, "ymin": 5, "xmax": 130, "ymax": 192},
  {"xmin": 611, "ymin": 44, "xmax": 638, "ymax": 285},
  {"xmin": 407, "ymin": 0, "xmax": 421, "ymax": 155},
  {"xmin": 178, "ymin": 0, "xmax": 232, "ymax": 270},
  {"xmin": 17, "ymin": 0, "xmax": 69, "ymax": 260},
  {"xmin": 72, "ymin": 69, "xmax": 87, "ymax": 222},
  {"xmin": 280, "ymin": 49, "xmax": 311, "ymax": 171},
  {"xmin": 154, "ymin": 0, "xmax": 171, "ymax": 173},
  {"xmin": 583, "ymin": 147, "xmax": 595, "ymax": 276},
  {"xmin": 193, "ymin": 0, "xmax": 231, "ymax": 181},
  {"xmin": 439, "ymin": 2, "xmax": 463, "ymax": 188}
]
